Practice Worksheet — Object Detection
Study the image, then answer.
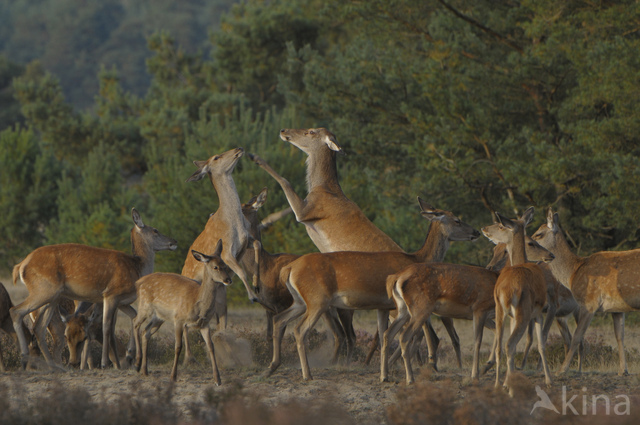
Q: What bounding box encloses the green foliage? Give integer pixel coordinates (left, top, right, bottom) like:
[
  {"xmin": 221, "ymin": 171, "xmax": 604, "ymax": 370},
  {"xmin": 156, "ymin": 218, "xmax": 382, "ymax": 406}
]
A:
[
  {"xmin": 0, "ymin": 125, "xmax": 61, "ymax": 267},
  {"xmin": 2, "ymin": 0, "xmax": 640, "ymax": 288},
  {"xmin": 0, "ymin": 55, "xmax": 24, "ymax": 131}
]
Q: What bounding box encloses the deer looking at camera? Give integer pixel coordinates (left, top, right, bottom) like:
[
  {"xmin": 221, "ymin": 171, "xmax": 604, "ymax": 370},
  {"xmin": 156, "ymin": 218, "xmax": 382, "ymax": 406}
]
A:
[
  {"xmin": 531, "ymin": 208, "xmax": 640, "ymax": 376},
  {"xmin": 250, "ymin": 128, "xmax": 461, "ymax": 365},
  {"xmin": 182, "ymin": 147, "xmax": 261, "ymax": 329},
  {"xmin": 10, "ymin": 208, "xmax": 177, "ymax": 370},
  {"xmin": 134, "ymin": 241, "xmax": 233, "ymax": 383},
  {"xmin": 482, "ymin": 207, "xmax": 553, "ymax": 388},
  {"xmin": 265, "ymin": 199, "xmax": 480, "ymax": 381}
]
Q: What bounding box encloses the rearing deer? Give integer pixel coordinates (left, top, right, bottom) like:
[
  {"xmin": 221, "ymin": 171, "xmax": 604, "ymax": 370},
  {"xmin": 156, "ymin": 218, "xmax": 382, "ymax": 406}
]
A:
[
  {"xmin": 266, "ymin": 199, "xmax": 480, "ymax": 381},
  {"xmin": 250, "ymin": 128, "xmax": 461, "ymax": 363},
  {"xmin": 531, "ymin": 208, "xmax": 640, "ymax": 376},
  {"xmin": 482, "ymin": 208, "xmax": 553, "ymax": 388},
  {"xmin": 134, "ymin": 241, "xmax": 233, "ymax": 383},
  {"xmin": 10, "ymin": 208, "xmax": 177, "ymax": 369},
  {"xmin": 183, "ymin": 147, "xmax": 261, "ymax": 317}
]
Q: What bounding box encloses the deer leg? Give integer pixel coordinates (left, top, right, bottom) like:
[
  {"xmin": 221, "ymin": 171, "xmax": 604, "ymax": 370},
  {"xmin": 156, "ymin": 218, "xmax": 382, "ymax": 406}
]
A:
[
  {"xmin": 324, "ymin": 309, "xmax": 346, "ymax": 365},
  {"xmin": 612, "ymin": 312, "xmax": 628, "ymax": 376},
  {"xmin": 400, "ymin": 315, "xmax": 428, "ymax": 385},
  {"xmin": 471, "ymin": 311, "xmax": 488, "ymax": 380},
  {"xmin": 558, "ymin": 309, "xmax": 594, "ymax": 374},
  {"xmin": 337, "ymin": 308, "xmax": 356, "ymax": 361},
  {"xmin": 266, "ymin": 299, "xmax": 305, "ymax": 377},
  {"xmin": 555, "ymin": 316, "xmax": 572, "ymax": 358},
  {"xmin": 223, "ymin": 253, "xmax": 258, "ymax": 302},
  {"xmin": 494, "ymin": 308, "xmax": 505, "ymax": 389},
  {"xmin": 214, "ymin": 286, "xmax": 228, "ymax": 330},
  {"xmin": 10, "ymin": 292, "xmax": 58, "ymax": 368},
  {"xmin": 140, "ymin": 317, "xmax": 163, "ymax": 376},
  {"xmin": 440, "ymin": 316, "xmax": 462, "ymax": 368},
  {"xmin": 101, "ymin": 299, "xmax": 121, "ymax": 369},
  {"xmin": 252, "ymin": 238, "xmax": 261, "ymax": 289},
  {"xmin": 248, "ymin": 155, "xmax": 307, "ymax": 217},
  {"xmin": 294, "ymin": 306, "xmax": 325, "ymax": 381},
  {"xmin": 200, "ymin": 327, "xmax": 221, "ymax": 385},
  {"xmin": 365, "ymin": 331, "xmax": 380, "ymax": 366},
  {"xmin": 117, "ymin": 304, "xmax": 137, "ymax": 367},
  {"xmin": 81, "ymin": 338, "xmax": 91, "ymax": 370},
  {"xmin": 519, "ymin": 320, "xmax": 534, "ymax": 370},
  {"xmin": 381, "ymin": 302, "xmax": 410, "ymax": 383},
  {"xmin": 534, "ymin": 315, "xmax": 552, "ymax": 386},
  {"xmin": 33, "ymin": 303, "xmax": 58, "ymax": 366},
  {"xmin": 505, "ymin": 311, "xmax": 529, "ymax": 388},
  {"xmin": 171, "ymin": 322, "xmax": 184, "ymax": 381},
  {"xmin": 423, "ymin": 319, "xmax": 440, "ymax": 370}
]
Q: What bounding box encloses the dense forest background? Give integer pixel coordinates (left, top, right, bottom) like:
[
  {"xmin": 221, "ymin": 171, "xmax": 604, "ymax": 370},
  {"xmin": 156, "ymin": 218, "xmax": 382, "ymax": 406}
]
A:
[{"xmin": 1, "ymin": 0, "xmax": 639, "ymax": 304}]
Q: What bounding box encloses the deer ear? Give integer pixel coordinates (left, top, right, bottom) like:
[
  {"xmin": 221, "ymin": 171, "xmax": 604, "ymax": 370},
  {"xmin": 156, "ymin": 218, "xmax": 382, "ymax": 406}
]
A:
[
  {"xmin": 521, "ymin": 206, "xmax": 535, "ymax": 227},
  {"xmin": 324, "ymin": 134, "xmax": 343, "ymax": 153},
  {"xmin": 253, "ymin": 187, "xmax": 268, "ymax": 209},
  {"xmin": 552, "ymin": 213, "xmax": 561, "ymax": 233},
  {"xmin": 132, "ymin": 208, "xmax": 145, "ymax": 229},
  {"xmin": 495, "ymin": 212, "xmax": 516, "ymax": 230},
  {"xmin": 546, "ymin": 208, "xmax": 555, "ymax": 231},
  {"xmin": 191, "ymin": 250, "xmax": 211, "ymax": 264},
  {"xmin": 186, "ymin": 160, "xmax": 208, "ymax": 182},
  {"xmin": 213, "ymin": 239, "xmax": 223, "ymax": 257}
]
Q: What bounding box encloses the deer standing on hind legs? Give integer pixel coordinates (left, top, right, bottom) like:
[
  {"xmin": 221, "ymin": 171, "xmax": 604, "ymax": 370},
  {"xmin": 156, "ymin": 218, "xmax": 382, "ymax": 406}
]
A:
[
  {"xmin": 531, "ymin": 208, "xmax": 640, "ymax": 376},
  {"xmin": 482, "ymin": 207, "xmax": 553, "ymax": 388},
  {"xmin": 182, "ymin": 147, "xmax": 261, "ymax": 316},
  {"xmin": 10, "ymin": 208, "xmax": 177, "ymax": 370},
  {"xmin": 265, "ymin": 199, "xmax": 480, "ymax": 381},
  {"xmin": 134, "ymin": 241, "xmax": 233, "ymax": 383},
  {"xmin": 249, "ymin": 128, "xmax": 462, "ymax": 365}
]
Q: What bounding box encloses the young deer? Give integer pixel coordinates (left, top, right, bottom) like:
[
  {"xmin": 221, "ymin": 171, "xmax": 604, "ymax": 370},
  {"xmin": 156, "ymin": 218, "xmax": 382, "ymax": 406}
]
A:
[
  {"xmin": 266, "ymin": 199, "xmax": 480, "ymax": 381},
  {"xmin": 11, "ymin": 208, "xmax": 177, "ymax": 369},
  {"xmin": 382, "ymin": 232, "xmax": 554, "ymax": 384},
  {"xmin": 531, "ymin": 208, "xmax": 640, "ymax": 376},
  {"xmin": 239, "ymin": 188, "xmax": 348, "ymax": 361},
  {"xmin": 482, "ymin": 208, "xmax": 553, "ymax": 388},
  {"xmin": 183, "ymin": 147, "xmax": 261, "ymax": 329},
  {"xmin": 250, "ymin": 128, "xmax": 461, "ymax": 365},
  {"xmin": 134, "ymin": 241, "xmax": 233, "ymax": 383},
  {"xmin": 59, "ymin": 303, "xmax": 126, "ymax": 369},
  {"xmin": 486, "ymin": 241, "xmax": 583, "ymax": 372}
]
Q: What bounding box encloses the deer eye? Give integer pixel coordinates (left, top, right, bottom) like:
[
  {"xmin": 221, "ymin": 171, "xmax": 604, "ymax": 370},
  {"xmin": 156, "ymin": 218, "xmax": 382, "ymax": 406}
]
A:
[
  {"xmin": 309, "ymin": 130, "xmax": 315, "ymax": 134},
  {"xmin": 213, "ymin": 156, "xmax": 220, "ymax": 161}
]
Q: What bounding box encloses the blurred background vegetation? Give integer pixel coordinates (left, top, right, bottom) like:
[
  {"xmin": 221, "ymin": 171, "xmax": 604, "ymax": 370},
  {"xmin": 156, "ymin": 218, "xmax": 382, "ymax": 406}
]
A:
[{"xmin": 1, "ymin": 0, "xmax": 639, "ymax": 305}]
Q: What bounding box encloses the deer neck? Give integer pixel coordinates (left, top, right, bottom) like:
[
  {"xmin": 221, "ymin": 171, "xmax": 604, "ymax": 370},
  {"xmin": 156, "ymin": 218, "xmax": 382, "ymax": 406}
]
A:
[
  {"xmin": 306, "ymin": 150, "xmax": 343, "ymax": 193},
  {"xmin": 196, "ymin": 274, "xmax": 220, "ymax": 311},
  {"xmin": 546, "ymin": 231, "xmax": 582, "ymax": 289},
  {"xmin": 131, "ymin": 232, "xmax": 156, "ymax": 278},
  {"xmin": 211, "ymin": 173, "xmax": 245, "ymax": 228},
  {"xmin": 506, "ymin": 230, "xmax": 527, "ymax": 266},
  {"xmin": 413, "ymin": 222, "xmax": 450, "ymax": 263}
]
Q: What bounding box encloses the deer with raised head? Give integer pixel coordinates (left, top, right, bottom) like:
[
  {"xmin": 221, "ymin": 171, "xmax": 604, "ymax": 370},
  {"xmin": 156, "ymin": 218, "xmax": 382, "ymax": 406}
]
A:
[
  {"xmin": 134, "ymin": 241, "xmax": 233, "ymax": 383},
  {"xmin": 183, "ymin": 147, "xmax": 261, "ymax": 329},
  {"xmin": 250, "ymin": 128, "xmax": 461, "ymax": 365},
  {"xmin": 486, "ymin": 241, "xmax": 583, "ymax": 372},
  {"xmin": 382, "ymin": 231, "xmax": 554, "ymax": 384},
  {"xmin": 10, "ymin": 208, "xmax": 177, "ymax": 370},
  {"xmin": 266, "ymin": 199, "xmax": 480, "ymax": 381},
  {"xmin": 482, "ymin": 207, "xmax": 553, "ymax": 388},
  {"xmin": 531, "ymin": 208, "xmax": 640, "ymax": 376}
]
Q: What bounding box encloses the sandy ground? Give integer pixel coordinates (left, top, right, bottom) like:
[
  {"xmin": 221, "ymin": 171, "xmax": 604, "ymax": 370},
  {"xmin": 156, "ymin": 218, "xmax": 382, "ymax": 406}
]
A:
[{"xmin": 2, "ymin": 281, "xmax": 640, "ymax": 424}]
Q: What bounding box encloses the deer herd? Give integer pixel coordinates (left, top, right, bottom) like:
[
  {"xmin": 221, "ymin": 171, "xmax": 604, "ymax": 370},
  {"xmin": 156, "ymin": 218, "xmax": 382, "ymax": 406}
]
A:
[{"xmin": 1, "ymin": 127, "xmax": 639, "ymax": 390}]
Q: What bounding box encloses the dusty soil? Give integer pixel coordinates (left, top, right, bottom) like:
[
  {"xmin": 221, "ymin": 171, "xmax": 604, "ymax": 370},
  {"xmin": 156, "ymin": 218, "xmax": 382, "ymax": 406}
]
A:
[{"xmin": 2, "ymin": 282, "xmax": 640, "ymax": 424}]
